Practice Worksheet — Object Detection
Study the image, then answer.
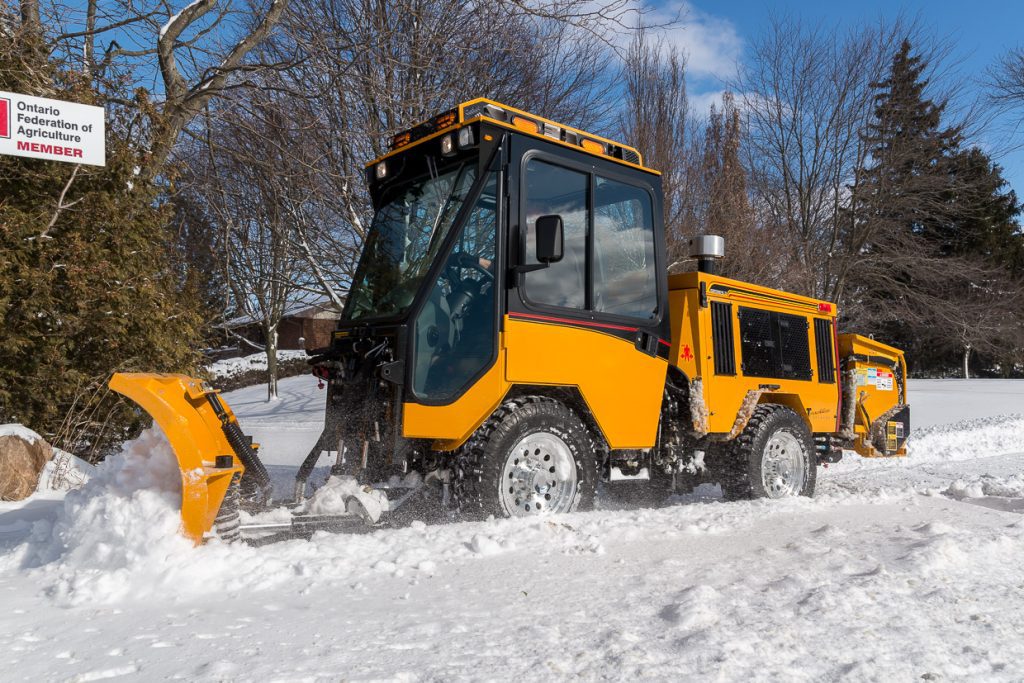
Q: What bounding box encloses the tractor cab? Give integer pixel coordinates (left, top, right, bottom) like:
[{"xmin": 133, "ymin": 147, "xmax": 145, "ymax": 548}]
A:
[{"xmin": 325, "ymin": 99, "xmax": 670, "ymax": 482}]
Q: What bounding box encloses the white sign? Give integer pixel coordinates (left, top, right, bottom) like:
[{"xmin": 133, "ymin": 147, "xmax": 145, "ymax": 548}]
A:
[{"xmin": 0, "ymin": 91, "xmax": 105, "ymax": 166}]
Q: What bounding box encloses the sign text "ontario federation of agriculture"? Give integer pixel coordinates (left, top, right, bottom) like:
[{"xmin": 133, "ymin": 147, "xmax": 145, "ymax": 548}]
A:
[{"xmin": 0, "ymin": 91, "xmax": 105, "ymax": 167}]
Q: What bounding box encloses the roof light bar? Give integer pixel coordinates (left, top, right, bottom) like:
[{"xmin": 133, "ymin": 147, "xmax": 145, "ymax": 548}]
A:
[{"xmin": 376, "ymin": 99, "xmax": 647, "ymax": 171}]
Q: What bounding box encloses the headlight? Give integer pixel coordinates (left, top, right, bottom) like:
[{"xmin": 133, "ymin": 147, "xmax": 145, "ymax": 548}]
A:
[
  {"xmin": 457, "ymin": 126, "xmax": 475, "ymax": 149},
  {"xmin": 440, "ymin": 134, "xmax": 456, "ymax": 157}
]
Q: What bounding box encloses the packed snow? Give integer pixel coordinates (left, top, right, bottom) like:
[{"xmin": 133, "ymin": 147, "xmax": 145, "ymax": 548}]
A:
[{"xmin": 1, "ymin": 377, "xmax": 1023, "ymax": 681}]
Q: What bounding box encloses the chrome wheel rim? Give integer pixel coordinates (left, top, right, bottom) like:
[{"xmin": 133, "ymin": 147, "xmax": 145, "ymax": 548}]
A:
[
  {"xmin": 761, "ymin": 430, "xmax": 805, "ymax": 498},
  {"xmin": 500, "ymin": 432, "xmax": 579, "ymax": 516}
]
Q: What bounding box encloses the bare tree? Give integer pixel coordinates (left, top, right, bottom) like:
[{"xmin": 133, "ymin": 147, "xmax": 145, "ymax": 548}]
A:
[
  {"xmin": 184, "ymin": 95, "xmax": 315, "ymax": 399},
  {"xmin": 237, "ymin": 0, "xmax": 622, "ymax": 302},
  {"xmin": 991, "ymin": 46, "xmax": 1024, "ymax": 131},
  {"xmin": 17, "ymin": 0, "xmax": 293, "ymax": 181},
  {"xmin": 735, "ymin": 15, "xmax": 933, "ymax": 299},
  {"xmin": 696, "ymin": 94, "xmax": 778, "ymax": 283},
  {"xmin": 617, "ymin": 27, "xmax": 695, "ymax": 272}
]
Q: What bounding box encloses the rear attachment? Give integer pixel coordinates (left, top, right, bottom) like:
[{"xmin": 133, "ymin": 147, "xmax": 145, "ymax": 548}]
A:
[
  {"xmin": 109, "ymin": 373, "xmax": 420, "ymax": 544},
  {"xmin": 836, "ymin": 335, "xmax": 911, "ymax": 457}
]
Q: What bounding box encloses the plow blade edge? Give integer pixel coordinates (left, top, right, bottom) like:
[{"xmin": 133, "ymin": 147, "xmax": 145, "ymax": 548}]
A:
[{"xmin": 110, "ymin": 373, "xmax": 245, "ymax": 544}]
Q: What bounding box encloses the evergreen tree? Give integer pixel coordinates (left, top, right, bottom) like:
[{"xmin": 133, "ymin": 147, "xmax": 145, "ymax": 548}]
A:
[
  {"xmin": 856, "ymin": 40, "xmax": 963, "ymax": 246},
  {"xmin": 941, "ymin": 148, "xmax": 1024, "ymax": 273},
  {"xmin": 846, "ymin": 40, "xmax": 1024, "ymax": 377},
  {"xmin": 0, "ymin": 33, "xmax": 203, "ymax": 459}
]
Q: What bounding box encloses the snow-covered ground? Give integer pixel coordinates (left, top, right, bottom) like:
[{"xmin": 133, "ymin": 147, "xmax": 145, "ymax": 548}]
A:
[
  {"xmin": 205, "ymin": 351, "xmax": 308, "ymax": 381},
  {"xmin": 1, "ymin": 378, "xmax": 1023, "ymax": 681}
]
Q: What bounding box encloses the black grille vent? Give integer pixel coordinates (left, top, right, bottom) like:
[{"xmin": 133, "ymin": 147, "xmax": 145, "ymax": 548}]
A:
[
  {"xmin": 739, "ymin": 307, "xmax": 812, "ymax": 381},
  {"xmin": 711, "ymin": 302, "xmax": 735, "ymax": 375},
  {"xmin": 777, "ymin": 313, "xmax": 812, "ymax": 381},
  {"xmin": 622, "ymin": 149, "xmax": 641, "ymax": 165},
  {"xmin": 814, "ymin": 318, "xmax": 836, "ymax": 383}
]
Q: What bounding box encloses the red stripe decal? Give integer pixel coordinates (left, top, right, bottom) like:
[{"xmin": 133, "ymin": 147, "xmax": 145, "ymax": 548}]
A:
[
  {"xmin": 509, "ymin": 311, "xmax": 639, "ymax": 334},
  {"xmin": 658, "ymin": 338, "xmax": 672, "ymax": 348}
]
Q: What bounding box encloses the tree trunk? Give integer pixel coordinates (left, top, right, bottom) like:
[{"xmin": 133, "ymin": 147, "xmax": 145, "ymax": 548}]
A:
[
  {"xmin": 266, "ymin": 326, "xmax": 279, "ymax": 401},
  {"xmin": 962, "ymin": 345, "xmax": 971, "ymax": 380}
]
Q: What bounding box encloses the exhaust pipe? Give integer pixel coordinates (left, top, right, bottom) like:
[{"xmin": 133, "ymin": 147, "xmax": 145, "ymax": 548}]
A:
[{"xmin": 690, "ymin": 235, "xmax": 725, "ymax": 275}]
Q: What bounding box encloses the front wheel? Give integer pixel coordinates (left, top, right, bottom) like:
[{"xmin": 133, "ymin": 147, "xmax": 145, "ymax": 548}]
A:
[
  {"xmin": 458, "ymin": 396, "xmax": 597, "ymax": 518},
  {"xmin": 720, "ymin": 404, "xmax": 816, "ymax": 500}
]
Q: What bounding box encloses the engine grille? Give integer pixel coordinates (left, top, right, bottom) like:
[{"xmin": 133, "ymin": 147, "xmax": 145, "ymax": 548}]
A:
[
  {"xmin": 711, "ymin": 301, "xmax": 736, "ymax": 375},
  {"xmin": 813, "ymin": 318, "xmax": 836, "ymax": 384}
]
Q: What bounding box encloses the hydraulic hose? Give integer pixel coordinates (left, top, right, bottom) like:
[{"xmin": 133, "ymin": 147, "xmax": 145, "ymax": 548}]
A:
[{"xmin": 206, "ymin": 393, "xmax": 273, "ymax": 503}]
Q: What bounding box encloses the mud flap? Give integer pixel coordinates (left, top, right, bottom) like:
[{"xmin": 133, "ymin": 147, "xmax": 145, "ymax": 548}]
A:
[{"xmin": 110, "ymin": 373, "xmax": 245, "ymax": 544}]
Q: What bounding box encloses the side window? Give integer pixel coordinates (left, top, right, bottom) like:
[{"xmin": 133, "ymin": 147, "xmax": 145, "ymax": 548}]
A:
[
  {"xmin": 522, "ymin": 159, "xmax": 588, "ymax": 309},
  {"xmin": 593, "ymin": 176, "xmax": 657, "ymax": 319}
]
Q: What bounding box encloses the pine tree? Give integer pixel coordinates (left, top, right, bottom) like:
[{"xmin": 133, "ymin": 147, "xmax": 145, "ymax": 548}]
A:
[
  {"xmin": 846, "ymin": 40, "xmax": 1024, "ymax": 377},
  {"xmin": 856, "ymin": 40, "xmax": 963, "ymax": 247},
  {"xmin": 0, "ymin": 33, "xmax": 204, "ymax": 459},
  {"xmin": 941, "ymin": 148, "xmax": 1024, "ymax": 273}
]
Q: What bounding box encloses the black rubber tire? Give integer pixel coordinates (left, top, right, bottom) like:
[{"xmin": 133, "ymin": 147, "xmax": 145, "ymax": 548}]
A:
[
  {"xmin": 213, "ymin": 476, "xmax": 242, "ymax": 543},
  {"xmin": 719, "ymin": 404, "xmax": 816, "ymax": 501},
  {"xmin": 458, "ymin": 396, "xmax": 597, "ymax": 519}
]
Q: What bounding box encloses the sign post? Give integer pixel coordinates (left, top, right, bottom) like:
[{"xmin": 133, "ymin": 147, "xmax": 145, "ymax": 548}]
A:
[{"xmin": 0, "ymin": 91, "xmax": 105, "ymax": 166}]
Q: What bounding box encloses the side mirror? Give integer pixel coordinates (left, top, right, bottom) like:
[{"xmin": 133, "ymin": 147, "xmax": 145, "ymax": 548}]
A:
[{"xmin": 535, "ymin": 215, "xmax": 564, "ymax": 264}]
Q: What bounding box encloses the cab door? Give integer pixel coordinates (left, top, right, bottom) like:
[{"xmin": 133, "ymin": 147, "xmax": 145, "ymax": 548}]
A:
[{"xmin": 503, "ymin": 136, "xmax": 670, "ymax": 449}]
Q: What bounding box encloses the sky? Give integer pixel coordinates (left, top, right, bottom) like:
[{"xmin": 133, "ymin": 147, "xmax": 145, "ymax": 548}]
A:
[{"xmin": 654, "ymin": 0, "xmax": 1024, "ymax": 197}]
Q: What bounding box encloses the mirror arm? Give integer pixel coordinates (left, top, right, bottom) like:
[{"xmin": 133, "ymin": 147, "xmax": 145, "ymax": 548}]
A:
[{"xmin": 509, "ymin": 262, "xmax": 549, "ymax": 288}]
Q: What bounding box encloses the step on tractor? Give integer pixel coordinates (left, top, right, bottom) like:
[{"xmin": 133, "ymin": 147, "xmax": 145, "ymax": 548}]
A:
[{"xmin": 111, "ymin": 99, "xmax": 911, "ymax": 544}]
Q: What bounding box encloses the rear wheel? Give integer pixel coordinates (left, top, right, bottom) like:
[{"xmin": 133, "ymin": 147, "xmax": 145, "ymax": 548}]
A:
[
  {"xmin": 720, "ymin": 405, "xmax": 815, "ymax": 500},
  {"xmin": 458, "ymin": 396, "xmax": 597, "ymax": 518}
]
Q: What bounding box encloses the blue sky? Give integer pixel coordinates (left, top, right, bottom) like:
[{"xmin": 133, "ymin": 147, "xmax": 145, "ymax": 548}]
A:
[{"xmin": 659, "ymin": 0, "xmax": 1024, "ymax": 198}]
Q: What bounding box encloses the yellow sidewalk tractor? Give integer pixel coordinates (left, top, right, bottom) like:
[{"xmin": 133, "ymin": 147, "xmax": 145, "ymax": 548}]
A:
[{"xmin": 111, "ymin": 99, "xmax": 910, "ymax": 543}]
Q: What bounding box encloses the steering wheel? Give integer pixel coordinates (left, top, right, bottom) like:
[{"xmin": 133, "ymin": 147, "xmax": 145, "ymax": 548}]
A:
[{"xmin": 450, "ymin": 251, "xmax": 494, "ymax": 280}]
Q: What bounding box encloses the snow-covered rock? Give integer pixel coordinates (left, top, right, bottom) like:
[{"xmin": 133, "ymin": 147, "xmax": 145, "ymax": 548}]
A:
[{"xmin": 0, "ymin": 424, "xmax": 52, "ymax": 501}]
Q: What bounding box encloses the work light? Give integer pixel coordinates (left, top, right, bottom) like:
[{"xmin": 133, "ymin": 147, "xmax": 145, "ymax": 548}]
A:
[
  {"xmin": 440, "ymin": 134, "xmax": 456, "ymax": 157},
  {"xmin": 457, "ymin": 126, "xmax": 475, "ymax": 149}
]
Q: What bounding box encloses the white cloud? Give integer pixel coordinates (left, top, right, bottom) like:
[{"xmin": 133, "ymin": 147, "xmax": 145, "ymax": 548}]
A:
[
  {"xmin": 643, "ymin": 1, "xmax": 743, "ymax": 83},
  {"xmin": 689, "ymin": 89, "xmax": 727, "ymax": 116}
]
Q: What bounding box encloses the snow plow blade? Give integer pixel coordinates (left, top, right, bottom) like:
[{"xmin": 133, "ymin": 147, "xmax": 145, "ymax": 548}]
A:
[
  {"xmin": 837, "ymin": 335, "xmax": 910, "ymax": 458},
  {"xmin": 109, "ymin": 373, "xmax": 246, "ymax": 544}
]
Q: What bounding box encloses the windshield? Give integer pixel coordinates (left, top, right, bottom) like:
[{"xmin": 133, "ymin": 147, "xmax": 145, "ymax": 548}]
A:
[{"xmin": 345, "ymin": 162, "xmax": 477, "ymax": 321}]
